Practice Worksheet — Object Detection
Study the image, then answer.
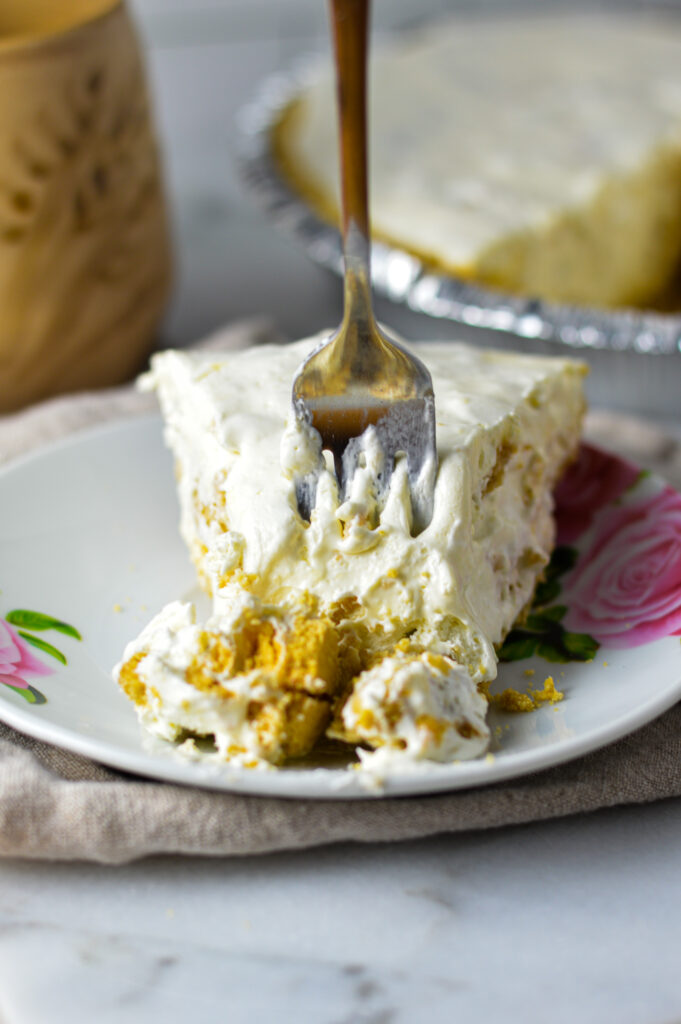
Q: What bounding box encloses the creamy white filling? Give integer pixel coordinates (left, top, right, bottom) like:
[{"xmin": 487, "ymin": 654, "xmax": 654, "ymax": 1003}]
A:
[{"xmin": 342, "ymin": 653, "xmax": 490, "ymax": 766}]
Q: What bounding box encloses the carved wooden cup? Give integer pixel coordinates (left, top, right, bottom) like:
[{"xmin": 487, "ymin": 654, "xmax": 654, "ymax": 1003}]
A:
[{"xmin": 0, "ymin": 0, "xmax": 172, "ymax": 411}]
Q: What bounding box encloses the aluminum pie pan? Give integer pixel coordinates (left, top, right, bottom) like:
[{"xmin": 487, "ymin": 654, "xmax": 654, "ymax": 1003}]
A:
[{"xmin": 237, "ymin": 63, "xmax": 681, "ymax": 362}]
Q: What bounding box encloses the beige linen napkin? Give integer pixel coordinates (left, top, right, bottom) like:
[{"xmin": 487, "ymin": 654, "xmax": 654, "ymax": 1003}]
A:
[{"xmin": 1, "ymin": 318, "xmax": 680, "ymax": 864}]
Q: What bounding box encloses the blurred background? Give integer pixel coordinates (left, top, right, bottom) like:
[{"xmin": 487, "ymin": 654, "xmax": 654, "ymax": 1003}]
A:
[
  {"xmin": 3, "ymin": 0, "xmax": 681, "ymax": 415},
  {"xmin": 122, "ymin": 0, "xmax": 681, "ymax": 424}
]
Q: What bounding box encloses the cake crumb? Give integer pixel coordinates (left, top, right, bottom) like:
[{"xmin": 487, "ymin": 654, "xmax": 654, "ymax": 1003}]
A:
[
  {"xmin": 523, "ymin": 668, "xmax": 535, "ymax": 677},
  {"xmin": 490, "ymin": 675, "xmax": 564, "ymax": 713},
  {"xmin": 113, "ymin": 603, "xmax": 123, "ymax": 614},
  {"xmin": 492, "ymin": 688, "xmax": 535, "ymax": 713},
  {"xmin": 531, "ymin": 675, "xmax": 564, "ymax": 706}
]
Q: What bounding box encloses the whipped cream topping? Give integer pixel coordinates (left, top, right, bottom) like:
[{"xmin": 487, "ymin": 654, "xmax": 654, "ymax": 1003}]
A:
[{"xmin": 278, "ymin": 12, "xmax": 681, "ymax": 305}]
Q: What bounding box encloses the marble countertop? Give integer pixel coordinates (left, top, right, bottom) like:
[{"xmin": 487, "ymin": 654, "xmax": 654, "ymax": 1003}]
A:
[
  {"xmin": 2, "ymin": 1, "xmax": 681, "ymax": 1020},
  {"xmin": 2, "ymin": 799, "xmax": 681, "ymax": 1022}
]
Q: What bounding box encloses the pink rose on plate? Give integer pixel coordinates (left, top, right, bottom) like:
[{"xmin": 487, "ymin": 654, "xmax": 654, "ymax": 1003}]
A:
[
  {"xmin": 564, "ymin": 485, "xmax": 681, "ymax": 648},
  {"xmin": 0, "ymin": 619, "xmax": 54, "ymax": 689},
  {"xmin": 554, "ymin": 443, "xmax": 640, "ymax": 544}
]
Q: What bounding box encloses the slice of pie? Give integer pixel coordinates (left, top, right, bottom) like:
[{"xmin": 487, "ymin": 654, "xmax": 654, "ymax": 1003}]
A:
[
  {"xmin": 272, "ymin": 12, "xmax": 681, "ymax": 309},
  {"xmin": 115, "ymin": 337, "xmax": 586, "ymax": 769}
]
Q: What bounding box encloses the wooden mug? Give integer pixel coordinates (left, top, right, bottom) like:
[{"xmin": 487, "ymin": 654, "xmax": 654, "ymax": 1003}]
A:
[{"xmin": 0, "ymin": 0, "xmax": 172, "ymax": 411}]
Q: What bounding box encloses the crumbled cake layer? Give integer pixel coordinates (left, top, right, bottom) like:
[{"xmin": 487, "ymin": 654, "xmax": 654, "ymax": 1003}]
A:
[
  {"xmin": 329, "ymin": 651, "xmax": 490, "ymax": 766},
  {"xmin": 116, "ymin": 598, "xmax": 344, "ymax": 765},
  {"xmin": 273, "ymin": 12, "xmax": 681, "ymax": 308}
]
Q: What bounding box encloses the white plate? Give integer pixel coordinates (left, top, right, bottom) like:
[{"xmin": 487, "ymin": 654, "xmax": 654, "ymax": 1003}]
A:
[{"xmin": 0, "ymin": 416, "xmax": 680, "ymax": 799}]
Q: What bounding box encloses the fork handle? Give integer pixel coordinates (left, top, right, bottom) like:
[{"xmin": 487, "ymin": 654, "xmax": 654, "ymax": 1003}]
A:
[{"xmin": 330, "ymin": 0, "xmax": 374, "ymax": 329}]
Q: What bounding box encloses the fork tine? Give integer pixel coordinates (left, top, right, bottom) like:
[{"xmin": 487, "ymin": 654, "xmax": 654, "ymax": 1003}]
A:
[
  {"xmin": 294, "ymin": 393, "xmax": 436, "ymax": 534},
  {"xmin": 294, "ymin": 476, "xmax": 317, "ymax": 523},
  {"xmin": 371, "ymin": 394, "xmax": 437, "ymax": 532}
]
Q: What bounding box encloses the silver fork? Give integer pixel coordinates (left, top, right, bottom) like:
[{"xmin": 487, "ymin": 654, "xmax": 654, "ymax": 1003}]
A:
[{"xmin": 290, "ymin": 0, "xmax": 437, "ymax": 535}]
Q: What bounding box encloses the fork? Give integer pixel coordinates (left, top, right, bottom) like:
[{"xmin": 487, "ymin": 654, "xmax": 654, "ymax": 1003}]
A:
[{"xmin": 291, "ymin": 0, "xmax": 437, "ymax": 535}]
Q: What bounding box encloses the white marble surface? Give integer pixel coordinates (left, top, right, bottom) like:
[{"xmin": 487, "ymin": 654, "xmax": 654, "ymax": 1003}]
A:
[
  {"xmin": 2, "ymin": 2, "xmax": 681, "ymax": 1020},
  {"xmin": 2, "ymin": 799, "xmax": 681, "ymax": 1022}
]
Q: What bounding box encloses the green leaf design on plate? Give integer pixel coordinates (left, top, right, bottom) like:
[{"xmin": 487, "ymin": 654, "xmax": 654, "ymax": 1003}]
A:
[
  {"xmin": 18, "ymin": 631, "xmax": 67, "ymax": 666},
  {"xmin": 562, "ymin": 631, "xmax": 600, "ymax": 661},
  {"xmin": 533, "ymin": 578, "xmax": 561, "ymax": 607},
  {"xmin": 5, "ymin": 683, "xmax": 47, "ymax": 705},
  {"xmin": 498, "ymin": 632, "xmax": 538, "ymax": 661},
  {"xmin": 525, "ymin": 606, "xmax": 567, "ymax": 630},
  {"xmin": 500, "ymin": 623, "xmax": 599, "ymax": 664},
  {"xmin": 536, "ymin": 640, "xmax": 572, "ymax": 664},
  {"xmin": 498, "ymin": 543, "xmax": 600, "ymax": 664},
  {"xmin": 541, "ymin": 604, "xmax": 567, "ymax": 622},
  {"xmin": 500, "ymin": 589, "xmax": 599, "ymax": 665},
  {"xmin": 544, "ymin": 546, "xmax": 578, "ymax": 582},
  {"xmin": 5, "ymin": 609, "xmax": 81, "ymax": 641}
]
